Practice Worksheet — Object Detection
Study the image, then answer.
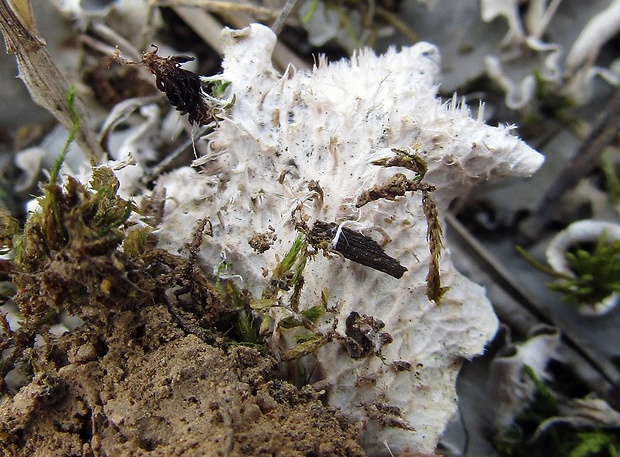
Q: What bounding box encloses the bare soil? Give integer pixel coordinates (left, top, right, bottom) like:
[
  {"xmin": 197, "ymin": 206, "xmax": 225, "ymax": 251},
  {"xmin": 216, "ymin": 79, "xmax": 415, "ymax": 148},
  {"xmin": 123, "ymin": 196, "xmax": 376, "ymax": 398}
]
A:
[{"xmin": 0, "ymin": 302, "xmax": 366, "ymax": 456}]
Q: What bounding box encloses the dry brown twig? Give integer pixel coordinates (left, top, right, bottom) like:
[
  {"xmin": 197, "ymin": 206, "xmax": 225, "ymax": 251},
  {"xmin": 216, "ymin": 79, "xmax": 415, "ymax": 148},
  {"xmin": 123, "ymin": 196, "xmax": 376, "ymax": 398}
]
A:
[{"xmin": 0, "ymin": 0, "xmax": 103, "ymax": 161}]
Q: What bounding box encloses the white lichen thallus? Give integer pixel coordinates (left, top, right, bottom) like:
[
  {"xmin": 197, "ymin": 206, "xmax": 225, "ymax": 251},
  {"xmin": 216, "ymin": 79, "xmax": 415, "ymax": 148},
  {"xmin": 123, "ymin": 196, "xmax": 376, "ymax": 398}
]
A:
[{"xmin": 152, "ymin": 24, "xmax": 543, "ymax": 454}]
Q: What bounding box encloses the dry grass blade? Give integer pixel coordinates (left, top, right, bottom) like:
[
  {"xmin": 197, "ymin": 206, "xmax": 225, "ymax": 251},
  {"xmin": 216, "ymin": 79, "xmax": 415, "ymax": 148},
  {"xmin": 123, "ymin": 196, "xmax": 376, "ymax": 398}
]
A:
[
  {"xmin": 271, "ymin": 0, "xmax": 299, "ymax": 35},
  {"xmin": 158, "ymin": 0, "xmax": 279, "ymax": 22},
  {"xmin": 0, "ymin": 0, "xmax": 103, "ymax": 160},
  {"xmin": 170, "ymin": 6, "xmax": 227, "ymax": 55}
]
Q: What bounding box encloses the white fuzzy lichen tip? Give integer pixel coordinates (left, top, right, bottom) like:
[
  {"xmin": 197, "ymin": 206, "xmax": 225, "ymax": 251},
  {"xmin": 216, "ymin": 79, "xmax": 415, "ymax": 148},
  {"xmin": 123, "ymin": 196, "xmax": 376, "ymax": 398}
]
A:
[{"xmin": 154, "ymin": 24, "xmax": 544, "ymax": 455}]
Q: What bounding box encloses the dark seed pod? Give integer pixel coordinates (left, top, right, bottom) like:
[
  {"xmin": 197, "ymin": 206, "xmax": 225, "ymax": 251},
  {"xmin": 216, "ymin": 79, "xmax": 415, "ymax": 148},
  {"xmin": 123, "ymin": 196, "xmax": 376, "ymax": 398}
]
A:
[
  {"xmin": 309, "ymin": 220, "xmax": 407, "ymax": 279},
  {"xmin": 140, "ymin": 46, "xmax": 212, "ymax": 125}
]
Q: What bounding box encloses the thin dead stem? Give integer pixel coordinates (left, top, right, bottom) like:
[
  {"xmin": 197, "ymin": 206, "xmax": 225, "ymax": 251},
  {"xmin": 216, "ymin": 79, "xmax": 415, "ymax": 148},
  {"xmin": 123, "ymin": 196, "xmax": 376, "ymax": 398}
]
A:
[
  {"xmin": 159, "ymin": 0, "xmax": 279, "ymax": 21},
  {"xmin": 0, "ymin": 0, "xmax": 104, "ymax": 160}
]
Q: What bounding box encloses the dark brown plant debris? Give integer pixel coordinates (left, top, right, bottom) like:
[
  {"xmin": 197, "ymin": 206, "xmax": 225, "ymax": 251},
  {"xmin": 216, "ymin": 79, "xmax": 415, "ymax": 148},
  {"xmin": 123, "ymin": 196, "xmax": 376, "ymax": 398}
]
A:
[
  {"xmin": 309, "ymin": 220, "xmax": 407, "ymax": 279},
  {"xmin": 134, "ymin": 46, "xmax": 213, "ymax": 125},
  {"xmin": 355, "ymin": 172, "xmax": 433, "ymax": 208},
  {"xmin": 392, "ymin": 360, "xmax": 412, "ymax": 371},
  {"xmin": 362, "ymin": 397, "xmax": 415, "ymax": 430},
  {"xmin": 248, "ymin": 226, "xmax": 277, "ymax": 254},
  {"xmin": 357, "ymin": 148, "xmax": 448, "ymax": 303},
  {"xmin": 344, "ymin": 311, "xmax": 392, "ymax": 359}
]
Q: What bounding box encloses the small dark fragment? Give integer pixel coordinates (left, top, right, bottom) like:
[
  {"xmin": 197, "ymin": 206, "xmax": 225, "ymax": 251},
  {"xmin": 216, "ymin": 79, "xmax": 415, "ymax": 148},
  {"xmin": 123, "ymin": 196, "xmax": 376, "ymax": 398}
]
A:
[
  {"xmin": 140, "ymin": 46, "xmax": 212, "ymax": 125},
  {"xmin": 270, "ymin": 272, "xmax": 294, "ymax": 292},
  {"xmin": 392, "ymin": 360, "xmax": 412, "ymax": 371},
  {"xmin": 344, "ymin": 311, "xmax": 392, "ymax": 359},
  {"xmin": 248, "ymin": 227, "xmax": 277, "ymax": 254},
  {"xmin": 356, "ymin": 173, "xmax": 435, "ymax": 208},
  {"xmin": 309, "ymin": 221, "xmax": 407, "ymax": 279},
  {"xmin": 362, "ymin": 399, "xmax": 415, "ymax": 430}
]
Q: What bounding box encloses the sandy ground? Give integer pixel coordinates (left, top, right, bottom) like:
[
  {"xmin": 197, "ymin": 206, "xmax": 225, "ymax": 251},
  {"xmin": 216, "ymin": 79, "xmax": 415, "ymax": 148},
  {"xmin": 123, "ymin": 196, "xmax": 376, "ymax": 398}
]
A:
[{"xmin": 0, "ymin": 301, "xmax": 366, "ymax": 456}]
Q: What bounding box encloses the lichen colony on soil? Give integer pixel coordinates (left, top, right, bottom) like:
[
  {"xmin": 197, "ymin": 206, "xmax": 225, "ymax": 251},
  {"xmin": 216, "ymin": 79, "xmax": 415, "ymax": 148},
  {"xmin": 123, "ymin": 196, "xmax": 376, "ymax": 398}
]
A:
[
  {"xmin": 153, "ymin": 24, "xmax": 544, "ymax": 455},
  {"xmin": 0, "ymin": 18, "xmax": 545, "ymax": 456}
]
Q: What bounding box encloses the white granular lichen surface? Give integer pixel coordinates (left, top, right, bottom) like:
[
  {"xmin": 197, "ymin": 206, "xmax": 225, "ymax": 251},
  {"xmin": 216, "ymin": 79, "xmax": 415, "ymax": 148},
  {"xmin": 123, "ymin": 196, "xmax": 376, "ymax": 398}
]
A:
[{"xmin": 154, "ymin": 24, "xmax": 544, "ymax": 455}]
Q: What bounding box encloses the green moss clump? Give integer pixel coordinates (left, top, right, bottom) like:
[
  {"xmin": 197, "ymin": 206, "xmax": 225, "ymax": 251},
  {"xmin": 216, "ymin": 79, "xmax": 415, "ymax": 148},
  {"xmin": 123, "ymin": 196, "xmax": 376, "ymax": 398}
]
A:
[
  {"xmin": 546, "ymin": 235, "xmax": 620, "ymax": 305},
  {"xmin": 1, "ymin": 166, "xmax": 134, "ymax": 323},
  {"xmin": 518, "ymin": 232, "xmax": 620, "ymax": 307}
]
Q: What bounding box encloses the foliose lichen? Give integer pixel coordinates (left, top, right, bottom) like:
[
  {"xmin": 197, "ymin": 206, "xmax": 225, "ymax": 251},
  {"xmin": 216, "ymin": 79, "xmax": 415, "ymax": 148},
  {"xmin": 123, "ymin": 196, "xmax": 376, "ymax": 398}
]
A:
[{"xmin": 147, "ymin": 24, "xmax": 543, "ymax": 454}]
